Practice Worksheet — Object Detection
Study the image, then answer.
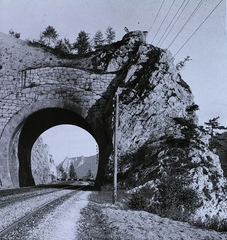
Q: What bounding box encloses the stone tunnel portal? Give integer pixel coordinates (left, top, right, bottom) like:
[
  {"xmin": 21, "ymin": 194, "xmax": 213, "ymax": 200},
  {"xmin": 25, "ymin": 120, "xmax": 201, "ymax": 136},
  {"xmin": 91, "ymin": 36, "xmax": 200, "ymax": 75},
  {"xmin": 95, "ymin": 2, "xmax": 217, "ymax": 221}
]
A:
[{"xmin": 0, "ymin": 98, "xmax": 113, "ymax": 189}]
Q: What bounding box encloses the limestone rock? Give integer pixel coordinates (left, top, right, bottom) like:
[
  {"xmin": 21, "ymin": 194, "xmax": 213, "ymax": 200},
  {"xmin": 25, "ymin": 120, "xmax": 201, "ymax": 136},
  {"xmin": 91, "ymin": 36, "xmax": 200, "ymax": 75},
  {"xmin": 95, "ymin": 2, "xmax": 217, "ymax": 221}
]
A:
[
  {"xmin": 99, "ymin": 31, "xmax": 227, "ymax": 224},
  {"xmin": 31, "ymin": 137, "xmax": 56, "ymax": 184},
  {"xmin": 212, "ymin": 131, "xmax": 227, "ymax": 178},
  {"xmin": 57, "ymin": 155, "xmax": 98, "ymax": 179}
]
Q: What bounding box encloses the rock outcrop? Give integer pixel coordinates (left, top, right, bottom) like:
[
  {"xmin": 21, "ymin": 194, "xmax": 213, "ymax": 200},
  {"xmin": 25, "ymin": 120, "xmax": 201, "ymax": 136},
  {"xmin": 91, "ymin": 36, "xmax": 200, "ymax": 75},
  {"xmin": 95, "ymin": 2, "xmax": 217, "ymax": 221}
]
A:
[
  {"xmin": 95, "ymin": 30, "xmax": 227, "ymax": 224},
  {"xmin": 31, "ymin": 137, "xmax": 56, "ymax": 184},
  {"xmin": 212, "ymin": 131, "xmax": 227, "ymax": 178}
]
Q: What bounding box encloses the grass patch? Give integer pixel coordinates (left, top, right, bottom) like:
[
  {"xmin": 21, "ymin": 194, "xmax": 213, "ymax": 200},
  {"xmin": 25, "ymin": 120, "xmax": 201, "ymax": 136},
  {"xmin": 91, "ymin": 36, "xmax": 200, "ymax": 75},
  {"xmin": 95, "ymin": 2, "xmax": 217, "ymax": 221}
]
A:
[
  {"xmin": 77, "ymin": 203, "xmax": 121, "ymax": 240},
  {"xmin": 89, "ymin": 184, "xmax": 130, "ymax": 209},
  {"xmin": 77, "ymin": 185, "xmax": 129, "ymax": 240}
]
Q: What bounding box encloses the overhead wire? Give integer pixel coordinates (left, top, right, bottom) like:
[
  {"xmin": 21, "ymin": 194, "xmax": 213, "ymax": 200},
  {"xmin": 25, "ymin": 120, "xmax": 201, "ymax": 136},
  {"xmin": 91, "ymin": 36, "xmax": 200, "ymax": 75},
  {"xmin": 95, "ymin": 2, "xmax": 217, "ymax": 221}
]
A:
[
  {"xmin": 151, "ymin": 0, "xmax": 176, "ymax": 44},
  {"xmin": 167, "ymin": 0, "xmax": 204, "ymax": 49},
  {"xmin": 148, "ymin": 0, "xmax": 165, "ymax": 34},
  {"xmin": 159, "ymin": 0, "xmax": 190, "ymax": 48},
  {"xmin": 173, "ymin": 0, "xmax": 224, "ymax": 58},
  {"xmin": 157, "ymin": 0, "xmax": 187, "ymax": 47}
]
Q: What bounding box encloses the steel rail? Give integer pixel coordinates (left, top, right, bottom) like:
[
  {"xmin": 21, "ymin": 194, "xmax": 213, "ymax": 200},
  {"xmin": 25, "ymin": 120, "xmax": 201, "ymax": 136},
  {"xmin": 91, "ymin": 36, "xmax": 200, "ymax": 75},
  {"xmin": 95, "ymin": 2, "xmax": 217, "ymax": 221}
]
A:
[
  {"xmin": 0, "ymin": 181, "xmax": 81, "ymax": 207},
  {"xmin": 0, "ymin": 185, "xmax": 86, "ymax": 238}
]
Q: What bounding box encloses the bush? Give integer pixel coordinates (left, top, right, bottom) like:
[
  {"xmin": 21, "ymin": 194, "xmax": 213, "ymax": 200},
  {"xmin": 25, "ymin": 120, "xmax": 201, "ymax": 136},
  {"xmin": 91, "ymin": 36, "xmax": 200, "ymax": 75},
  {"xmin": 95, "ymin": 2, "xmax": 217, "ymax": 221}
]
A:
[
  {"xmin": 128, "ymin": 186, "xmax": 154, "ymax": 211},
  {"xmin": 151, "ymin": 176, "xmax": 200, "ymax": 221},
  {"xmin": 128, "ymin": 176, "xmax": 200, "ymax": 222},
  {"xmin": 193, "ymin": 215, "xmax": 227, "ymax": 232},
  {"xmin": 128, "ymin": 192, "xmax": 148, "ymax": 210}
]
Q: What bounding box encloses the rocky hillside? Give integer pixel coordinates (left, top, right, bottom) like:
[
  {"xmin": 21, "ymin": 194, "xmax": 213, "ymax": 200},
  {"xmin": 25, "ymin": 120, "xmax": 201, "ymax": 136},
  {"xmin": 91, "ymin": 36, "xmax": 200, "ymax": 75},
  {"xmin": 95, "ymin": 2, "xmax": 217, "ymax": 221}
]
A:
[
  {"xmin": 31, "ymin": 137, "xmax": 57, "ymax": 184},
  {"xmin": 57, "ymin": 155, "xmax": 98, "ymax": 179}
]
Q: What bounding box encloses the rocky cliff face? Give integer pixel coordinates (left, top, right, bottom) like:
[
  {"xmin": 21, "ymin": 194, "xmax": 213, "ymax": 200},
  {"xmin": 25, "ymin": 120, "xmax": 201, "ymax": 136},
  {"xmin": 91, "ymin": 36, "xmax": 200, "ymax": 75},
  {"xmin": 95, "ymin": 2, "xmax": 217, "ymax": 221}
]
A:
[
  {"xmin": 31, "ymin": 137, "xmax": 56, "ymax": 184},
  {"xmin": 95, "ymin": 31, "xmax": 227, "ymax": 224},
  {"xmin": 100, "ymin": 31, "xmax": 197, "ymax": 181},
  {"xmin": 212, "ymin": 131, "xmax": 227, "ymax": 178}
]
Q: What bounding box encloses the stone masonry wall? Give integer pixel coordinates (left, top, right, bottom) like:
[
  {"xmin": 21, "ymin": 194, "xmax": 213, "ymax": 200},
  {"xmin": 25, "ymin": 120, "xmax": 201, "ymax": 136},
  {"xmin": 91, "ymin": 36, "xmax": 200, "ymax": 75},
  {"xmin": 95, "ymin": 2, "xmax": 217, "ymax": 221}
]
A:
[{"xmin": 0, "ymin": 67, "xmax": 115, "ymax": 133}]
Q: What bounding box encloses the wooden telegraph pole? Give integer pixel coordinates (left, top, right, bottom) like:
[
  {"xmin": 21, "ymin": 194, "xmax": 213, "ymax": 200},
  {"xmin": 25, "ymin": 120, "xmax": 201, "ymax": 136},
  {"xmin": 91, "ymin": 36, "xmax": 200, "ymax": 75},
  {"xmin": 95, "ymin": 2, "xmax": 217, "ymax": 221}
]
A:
[{"xmin": 113, "ymin": 91, "xmax": 119, "ymax": 204}]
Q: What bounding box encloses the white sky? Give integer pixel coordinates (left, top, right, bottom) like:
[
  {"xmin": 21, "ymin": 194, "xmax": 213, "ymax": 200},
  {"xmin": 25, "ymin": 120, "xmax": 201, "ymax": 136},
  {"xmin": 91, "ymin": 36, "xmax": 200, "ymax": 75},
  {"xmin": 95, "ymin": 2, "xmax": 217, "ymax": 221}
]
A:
[{"xmin": 0, "ymin": 0, "xmax": 227, "ymax": 164}]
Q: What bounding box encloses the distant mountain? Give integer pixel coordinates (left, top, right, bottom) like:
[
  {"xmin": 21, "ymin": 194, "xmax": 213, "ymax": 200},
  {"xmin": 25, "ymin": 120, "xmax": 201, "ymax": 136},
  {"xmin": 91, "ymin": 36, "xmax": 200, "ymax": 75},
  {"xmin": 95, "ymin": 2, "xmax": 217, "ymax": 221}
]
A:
[{"xmin": 56, "ymin": 155, "xmax": 98, "ymax": 179}]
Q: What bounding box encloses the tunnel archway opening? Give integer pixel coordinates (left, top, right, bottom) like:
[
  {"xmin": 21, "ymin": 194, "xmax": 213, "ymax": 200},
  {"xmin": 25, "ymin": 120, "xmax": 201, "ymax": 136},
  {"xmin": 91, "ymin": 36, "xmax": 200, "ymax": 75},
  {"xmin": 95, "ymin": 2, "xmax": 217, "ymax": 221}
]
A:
[
  {"xmin": 31, "ymin": 124, "xmax": 99, "ymax": 185},
  {"xmin": 18, "ymin": 108, "xmax": 99, "ymax": 187}
]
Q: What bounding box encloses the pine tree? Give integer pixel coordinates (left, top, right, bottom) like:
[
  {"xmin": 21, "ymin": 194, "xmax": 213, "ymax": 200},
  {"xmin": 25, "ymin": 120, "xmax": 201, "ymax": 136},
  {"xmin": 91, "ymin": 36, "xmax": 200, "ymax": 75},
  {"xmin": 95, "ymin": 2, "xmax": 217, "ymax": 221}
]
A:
[
  {"xmin": 55, "ymin": 38, "xmax": 72, "ymax": 54},
  {"xmin": 176, "ymin": 56, "xmax": 192, "ymax": 71},
  {"xmin": 39, "ymin": 25, "xmax": 59, "ymax": 47},
  {"xmin": 205, "ymin": 116, "xmax": 227, "ymax": 137},
  {"xmin": 105, "ymin": 27, "xmax": 116, "ymax": 44},
  {"xmin": 59, "ymin": 165, "xmax": 68, "ymax": 180},
  {"xmin": 86, "ymin": 169, "xmax": 93, "ymax": 180},
  {"xmin": 93, "ymin": 30, "xmax": 105, "ymax": 47},
  {"xmin": 69, "ymin": 162, "xmax": 77, "ymax": 180},
  {"xmin": 73, "ymin": 30, "xmax": 91, "ymax": 54},
  {"xmin": 39, "ymin": 26, "xmax": 59, "ymax": 47}
]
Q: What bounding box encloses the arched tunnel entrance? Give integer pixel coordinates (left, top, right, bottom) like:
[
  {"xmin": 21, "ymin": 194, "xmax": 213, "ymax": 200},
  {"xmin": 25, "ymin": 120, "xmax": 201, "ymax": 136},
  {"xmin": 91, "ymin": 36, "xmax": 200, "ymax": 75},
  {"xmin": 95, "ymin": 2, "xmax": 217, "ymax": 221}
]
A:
[
  {"xmin": 32, "ymin": 124, "xmax": 98, "ymax": 184},
  {"xmin": 18, "ymin": 108, "xmax": 99, "ymax": 187}
]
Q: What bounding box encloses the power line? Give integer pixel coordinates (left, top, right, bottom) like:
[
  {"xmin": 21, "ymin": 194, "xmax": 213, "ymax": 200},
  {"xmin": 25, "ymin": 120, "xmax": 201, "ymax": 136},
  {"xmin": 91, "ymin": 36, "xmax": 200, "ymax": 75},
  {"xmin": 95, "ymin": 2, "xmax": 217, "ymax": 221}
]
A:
[
  {"xmin": 173, "ymin": 0, "xmax": 224, "ymax": 58},
  {"xmin": 167, "ymin": 0, "xmax": 204, "ymax": 49},
  {"xmin": 151, "ymin": 0, "xmax": 176, "ymax": 44},
  {"xmin": 157, "ymin": 0, "xmax": 187, "ymax": 47},
  {"xmin": 148, "ymin": 0, "xmax": 165, "ymax": 34},
  {"xmin": 159, "ymin": 0, "xmax": 190, "ymax": 48}
]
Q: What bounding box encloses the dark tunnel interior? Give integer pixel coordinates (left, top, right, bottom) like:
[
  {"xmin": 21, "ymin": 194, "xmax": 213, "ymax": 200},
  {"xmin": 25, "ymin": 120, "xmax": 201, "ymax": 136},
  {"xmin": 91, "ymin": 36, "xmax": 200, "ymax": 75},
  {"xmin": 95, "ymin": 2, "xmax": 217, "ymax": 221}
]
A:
[{"xmin": 18, "ymin": 108, "xmax": 96, "ymax": 187}]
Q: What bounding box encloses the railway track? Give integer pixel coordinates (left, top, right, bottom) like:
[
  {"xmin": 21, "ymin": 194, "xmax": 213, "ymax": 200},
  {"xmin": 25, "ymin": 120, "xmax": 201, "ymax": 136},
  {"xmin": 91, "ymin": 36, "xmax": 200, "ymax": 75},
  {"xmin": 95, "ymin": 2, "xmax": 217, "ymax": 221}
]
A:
[
  {"xmin": 0, "ymin": 181, "xmax": 83, "ymax": 208},
  {"xmin": 0, "ymin": 182, "xmax": 91, "ymax": 239}
]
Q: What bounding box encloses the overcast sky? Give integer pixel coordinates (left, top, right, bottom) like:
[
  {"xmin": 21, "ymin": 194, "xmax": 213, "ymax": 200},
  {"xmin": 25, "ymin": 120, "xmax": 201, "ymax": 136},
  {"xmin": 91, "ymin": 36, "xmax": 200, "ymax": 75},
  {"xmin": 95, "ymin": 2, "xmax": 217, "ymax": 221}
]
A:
[
  {"xmin": 40, "ymin": 125, "xmax": 98, "ymax": 164},
  {"xmin": 0, "ymin": 0, "xmax": 226, "ymax": 163}
]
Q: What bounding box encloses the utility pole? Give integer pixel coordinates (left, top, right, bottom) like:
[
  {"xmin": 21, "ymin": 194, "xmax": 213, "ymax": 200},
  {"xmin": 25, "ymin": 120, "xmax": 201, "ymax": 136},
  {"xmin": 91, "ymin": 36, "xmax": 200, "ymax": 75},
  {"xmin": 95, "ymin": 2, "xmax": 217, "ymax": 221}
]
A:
[{"xmin": 113, "ymin": 91, "xmax": 119, "ymax": 204}]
